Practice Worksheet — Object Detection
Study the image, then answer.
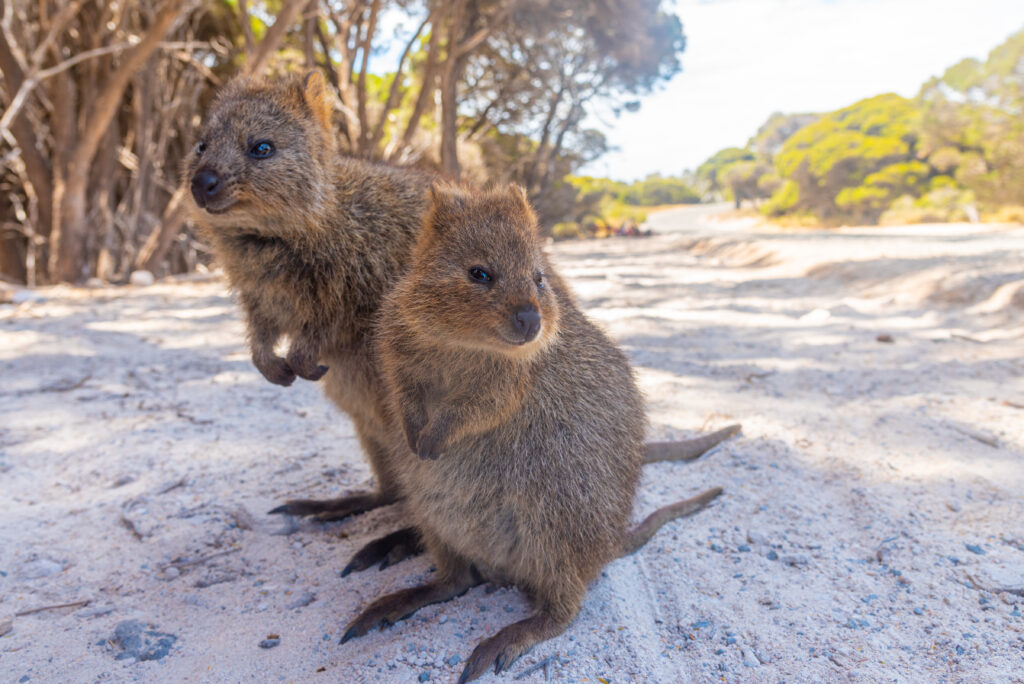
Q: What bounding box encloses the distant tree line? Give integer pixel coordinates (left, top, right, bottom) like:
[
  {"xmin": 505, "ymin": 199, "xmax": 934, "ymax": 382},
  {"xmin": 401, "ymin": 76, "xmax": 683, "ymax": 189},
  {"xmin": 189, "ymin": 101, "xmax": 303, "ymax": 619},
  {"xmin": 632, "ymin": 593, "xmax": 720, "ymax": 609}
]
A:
[
  {"xmin": 695, "ymin": 28, "xmax": 1024, "ymax": 226},
  {"xmin": 0, "ymin": 0, "xmax": 685, "ymax": 284},
  {"xmin": 546, "ymin": 173, "xmax": 699, "ymax": 239}
]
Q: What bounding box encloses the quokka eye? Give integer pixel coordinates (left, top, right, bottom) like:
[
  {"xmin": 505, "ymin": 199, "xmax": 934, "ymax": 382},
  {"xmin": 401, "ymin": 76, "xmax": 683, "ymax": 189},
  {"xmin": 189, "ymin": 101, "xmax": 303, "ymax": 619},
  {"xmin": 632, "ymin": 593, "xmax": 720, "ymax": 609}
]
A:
[
  {"xmin": 468, "ymin": 266, "xmax": 492, "ymax": 283},
  {"xmin": 536, "ymin": 273, "xmax": 545, "ymax": 289},
  {"xmin": 196, "ymin": 141, "xmax": 206, "ymax": 156},
  {"xmin": 249, "ymin": 140, "xmax": 275, "ymax": 159}
]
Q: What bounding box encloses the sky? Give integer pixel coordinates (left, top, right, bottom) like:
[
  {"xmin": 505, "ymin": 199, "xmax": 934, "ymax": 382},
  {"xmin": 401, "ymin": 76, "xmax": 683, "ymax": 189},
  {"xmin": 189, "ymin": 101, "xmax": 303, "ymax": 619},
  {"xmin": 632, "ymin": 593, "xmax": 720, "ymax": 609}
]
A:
[{"xmin": 581, "ymin": 0, "xmax": 1024, "ymax": 181}]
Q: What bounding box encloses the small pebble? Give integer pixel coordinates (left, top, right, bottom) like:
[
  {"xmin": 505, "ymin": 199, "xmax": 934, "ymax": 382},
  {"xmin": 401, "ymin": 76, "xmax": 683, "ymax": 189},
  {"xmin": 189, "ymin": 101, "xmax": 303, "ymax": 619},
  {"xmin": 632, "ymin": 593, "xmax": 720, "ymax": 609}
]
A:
[
  {"xmin": 418, "ymin": 673, "xmax": 430, "ymax": 682},
  {"xmin": 913, "ymin": 607, "xmax": 924, "ymax": 616},
  {"xmin": 737, "ymin": 545, "xmax": 751, "ymax": 552},
  {"xmin": 258, "ymin": 638, "xmax": 280, "ymax": 649},
  {"xmin": 286, "ymin": 591, "xmax": 316, "ymax": 609},
  {"xmin": 781, "ymin": 554, "xmax": 809, "ymax": 567},
  {"xmin": 164, "ymin": 567, "xmax": 180, "ymax": 580},
  {"xmin": 746, "ymin": 531, "xmax": 767, "ymax": 545},
  {"xmin": 19, "ymin": 558, "xmax": 64, "ymax": 580},
  {"xmin": 445, "ymin": 655, "xmax": 461, "ymax": 667},
  {"xmin": 965, "ymin": 544, "xmax": 985, "ymax": 555},
  {"xmin": 766, "ymin": 550, "xmax": 778, "ymax": 561},
  {"xmin": 129, "ymin": 270, "xmax": 155, "ymax": 287},
  {"xmin": 0, "ymin": 615, "xmax": 13, "ymax": 637}
]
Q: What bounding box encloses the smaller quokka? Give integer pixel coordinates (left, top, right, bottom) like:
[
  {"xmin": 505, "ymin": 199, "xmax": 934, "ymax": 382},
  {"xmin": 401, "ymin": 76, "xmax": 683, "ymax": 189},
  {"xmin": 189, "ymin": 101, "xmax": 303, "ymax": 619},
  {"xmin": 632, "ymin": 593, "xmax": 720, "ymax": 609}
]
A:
[{"xmin": 340, "ymin": 184, "xmax": 733, "ymax": 683}]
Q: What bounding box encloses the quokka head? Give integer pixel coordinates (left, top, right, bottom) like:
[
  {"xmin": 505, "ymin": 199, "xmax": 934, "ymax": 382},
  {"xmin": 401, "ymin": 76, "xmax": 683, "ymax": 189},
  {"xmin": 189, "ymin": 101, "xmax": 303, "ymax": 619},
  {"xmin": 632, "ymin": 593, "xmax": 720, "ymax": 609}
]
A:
[
  {"xmin": 405, "ymin": 183, "xmax": 561, "ymax": 356},
  {"xmin": 184, "ymin": 70, "xmax": 336, "ymax": 227}
]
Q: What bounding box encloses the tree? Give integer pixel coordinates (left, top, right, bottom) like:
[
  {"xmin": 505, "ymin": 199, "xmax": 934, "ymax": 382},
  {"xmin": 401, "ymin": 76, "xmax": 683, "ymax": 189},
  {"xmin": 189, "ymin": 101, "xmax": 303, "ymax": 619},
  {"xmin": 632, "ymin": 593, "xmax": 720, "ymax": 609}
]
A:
[
  {"xmin": 765, "ymin": 94, "xmax": 922, "ymax": 221},
  {"xmin": 695, "ymin": 147, "xmax": 754, "ymax": 199}
]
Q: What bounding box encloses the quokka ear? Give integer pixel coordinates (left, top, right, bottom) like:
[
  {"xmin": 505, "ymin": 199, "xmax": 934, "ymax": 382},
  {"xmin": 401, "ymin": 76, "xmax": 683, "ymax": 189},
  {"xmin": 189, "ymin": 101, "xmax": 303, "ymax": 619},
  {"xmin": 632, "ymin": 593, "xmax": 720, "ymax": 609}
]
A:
[
  {"xmin": 302, "ymin": 70, "xmax": 334, "ymax": 130},
  {"xmin": 426, "ymin": 182, "xmax": 469, "ymax": 235},
  {"xmin": 508, "ymin": 183, "xmax": 531, "ymax": 207},
  {"xmin": 507, "ymin": 183, "xmax": 540, "ymax": 233}
]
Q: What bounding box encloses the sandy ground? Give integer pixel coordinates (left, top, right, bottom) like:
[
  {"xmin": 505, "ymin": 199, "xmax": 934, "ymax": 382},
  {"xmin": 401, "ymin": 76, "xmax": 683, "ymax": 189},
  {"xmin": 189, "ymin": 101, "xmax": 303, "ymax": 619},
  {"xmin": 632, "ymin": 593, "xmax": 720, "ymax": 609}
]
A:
[{"xmin": 2, "ymin": 206, "xmax": 1023, "ymax": 683}]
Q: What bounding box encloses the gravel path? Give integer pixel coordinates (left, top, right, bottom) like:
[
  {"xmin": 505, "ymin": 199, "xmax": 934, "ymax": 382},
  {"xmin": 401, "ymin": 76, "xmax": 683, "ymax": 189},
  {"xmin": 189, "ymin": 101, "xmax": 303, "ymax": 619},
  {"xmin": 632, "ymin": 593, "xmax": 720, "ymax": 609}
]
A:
[{"xmin": 1, "ymin": 209, "xmax": 1022, "ymax": 683}]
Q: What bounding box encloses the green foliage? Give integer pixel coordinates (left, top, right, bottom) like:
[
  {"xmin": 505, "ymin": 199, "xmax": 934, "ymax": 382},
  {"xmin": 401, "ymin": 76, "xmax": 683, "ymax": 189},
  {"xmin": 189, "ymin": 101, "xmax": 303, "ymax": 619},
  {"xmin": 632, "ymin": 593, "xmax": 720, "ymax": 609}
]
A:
[
  {"xmin": 696, "ymin": 147, "xmax": 755, "ymax": 196},
  {"xmin": 620, "ymin": 175, "xmax": 700, "ymax": 205},
  {"xmin": 769, "ymin": 93, "xmax": 922, "ymax": 221},
  {"xmin": 749, "ymin": 112, "xmax": 820, "ymax": 157},
  {"xmin": 558, "ymin": 174, "xmax": 692, "ymax": 238},
  {"xmin": 761, "ymin": 179, "xmax": 800, "ymax": 216},
  {"xmin": 688, "ymin": 27, "xmax": 1024, "ymax": 226}
]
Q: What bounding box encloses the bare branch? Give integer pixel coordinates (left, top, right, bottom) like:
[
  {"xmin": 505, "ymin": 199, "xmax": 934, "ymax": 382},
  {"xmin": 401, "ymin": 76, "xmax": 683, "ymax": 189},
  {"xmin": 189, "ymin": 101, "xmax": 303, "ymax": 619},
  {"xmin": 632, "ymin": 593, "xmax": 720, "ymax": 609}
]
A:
[
  {"xmin": 369, "ymin": 8, "xmax": 432, "ymax": 152},
  {"xmin": 243, "ymin": 0, "xmax": 309, "ymax": 78},
  {"xmin": 237, "ymin": 0, "xmax": 255, "ymax": 58}
]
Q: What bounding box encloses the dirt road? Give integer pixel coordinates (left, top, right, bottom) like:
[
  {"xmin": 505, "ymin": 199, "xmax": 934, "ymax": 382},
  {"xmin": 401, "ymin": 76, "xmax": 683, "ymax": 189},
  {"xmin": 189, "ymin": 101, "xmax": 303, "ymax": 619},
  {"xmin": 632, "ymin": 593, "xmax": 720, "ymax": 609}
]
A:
[{"xmin": 2, "ymin": 209, "xmax": 1022, "ymax": 682}]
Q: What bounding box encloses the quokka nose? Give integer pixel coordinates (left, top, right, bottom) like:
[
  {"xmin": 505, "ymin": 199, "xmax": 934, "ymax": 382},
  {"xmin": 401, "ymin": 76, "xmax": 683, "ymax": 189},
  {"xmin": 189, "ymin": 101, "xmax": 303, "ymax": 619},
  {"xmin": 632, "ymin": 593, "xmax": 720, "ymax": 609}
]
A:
[
  {"xmin": 190, "ymin": 168, "xmax": 222, "ymax": 206},
  {"xmin": 513, "ymin": 306, "xmax": 542, "ymax": 342}
]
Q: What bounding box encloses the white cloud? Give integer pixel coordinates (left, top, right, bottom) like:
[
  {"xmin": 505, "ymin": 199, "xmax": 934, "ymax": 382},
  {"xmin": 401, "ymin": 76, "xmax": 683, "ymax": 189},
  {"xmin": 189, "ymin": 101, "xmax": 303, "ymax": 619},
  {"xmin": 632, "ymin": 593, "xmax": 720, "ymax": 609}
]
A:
[{"xmin": 581, "ymin": 0, "xmax": 1024, "ymax": 181}]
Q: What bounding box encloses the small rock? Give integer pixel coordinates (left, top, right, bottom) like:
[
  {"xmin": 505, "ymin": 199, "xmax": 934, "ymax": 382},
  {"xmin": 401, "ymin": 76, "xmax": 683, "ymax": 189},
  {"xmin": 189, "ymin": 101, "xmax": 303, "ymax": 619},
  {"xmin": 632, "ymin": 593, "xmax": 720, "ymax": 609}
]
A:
[
  {"xmin": 418, "ymin": 673, "xmax": 430, "ymax": 682},
  {"xmin": 77, "ymin": 605, "xmax": 115, "ymax": 619},
  {"xmin": 913, "ymin": 607, "xmax": 924, "ymax": 616},
  {"xmin": 746, "ymin": 530, "xmax": 767, "ymax": 545},
  {"xmin": 737, "ymin": 545, "xmax": 751, "ymax": 552},
  {"xmin": 129, "ymin": 270, "xmax": 155, "ymax": 287},
  {"xmin": 781, "ymin": 554, "xmax": 809, "ymax": 568},
  {"xmin": 20, "ymin": 558, "xmax": 64, "ymax": 580},
  {"xmin": 0, "ymin": 615, "xmax": 13, "ymax": 637},
  {"xmin": 231, "ymin": 506, "xmax": 256, "ymax": 531},
  {"xmin": 258, "ymin": 638, "xmax": 280, "ymax": 649},
  {"xmin": 766, "ymin": 550, "xmax": 778, "ymax": 561},
  {"xmin": 445, "ymin": 655, "xmax": 461, "ymax": 667},
  {"xmin": 163, "ymin": 567, "xmax": 180, "ymax": 580},
  {"xmin": 111, "ymin": 475, "xmax": 136, "ymax": 488},
  {"xmin": 975, "ymin": 563, "xmax": 1024, "ymax": 596},
  {"xmin": 286, "ymin": 591, "xmax": 316, "ymax": 609},
  {"xmin": 965, "ymin": 544, "xmax": 985, "ymax": 555},
  {"xmin": 876, "ymin": 333, "xmax": 894, "ymax": 343},
  {"xmin": 105, "ymin": 620, "xmax": 177, "ymax": 661},
  {"xmin": 946, "ymin": 501, "xmax": 962, "ymax": 513}
]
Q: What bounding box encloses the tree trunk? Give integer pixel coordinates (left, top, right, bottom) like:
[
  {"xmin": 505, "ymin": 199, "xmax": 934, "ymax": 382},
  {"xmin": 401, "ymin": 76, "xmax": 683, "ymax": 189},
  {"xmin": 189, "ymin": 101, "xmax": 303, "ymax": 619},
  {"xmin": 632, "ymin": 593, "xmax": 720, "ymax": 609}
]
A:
[
  {"xmin": 49, "ymin": 1, "xmax": 186, "ymax": 282},
  {"xmin": 135, "ymin": 186, "xmax": 189, "ymax": 276},
  {"xmin": 0, "ymin": 24, "xmax": 54, "ymax": 277}
]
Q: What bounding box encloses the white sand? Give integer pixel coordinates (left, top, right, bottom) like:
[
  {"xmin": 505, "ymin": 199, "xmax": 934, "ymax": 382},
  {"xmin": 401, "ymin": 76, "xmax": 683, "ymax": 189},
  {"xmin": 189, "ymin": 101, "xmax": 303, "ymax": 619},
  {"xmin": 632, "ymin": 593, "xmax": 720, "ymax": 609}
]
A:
[{"xmin": 2, "ymin": 206, "xmax": 1022, "ymax": 683}]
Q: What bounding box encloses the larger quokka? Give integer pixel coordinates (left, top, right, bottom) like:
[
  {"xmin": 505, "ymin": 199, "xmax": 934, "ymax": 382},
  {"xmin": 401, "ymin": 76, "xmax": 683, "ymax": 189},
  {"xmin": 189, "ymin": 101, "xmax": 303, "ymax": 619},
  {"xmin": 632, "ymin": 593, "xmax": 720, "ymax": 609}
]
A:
[
  {"xmin": 186, "ymin": 71, "xmax": 738, "ymax": 569},
  {"xmin": 340, "ymin": 184, "xmax": 730, "ymax": 683},
  {"xmin": 185, "ymin": 70, "xmax": 432, "ymax": 527}
]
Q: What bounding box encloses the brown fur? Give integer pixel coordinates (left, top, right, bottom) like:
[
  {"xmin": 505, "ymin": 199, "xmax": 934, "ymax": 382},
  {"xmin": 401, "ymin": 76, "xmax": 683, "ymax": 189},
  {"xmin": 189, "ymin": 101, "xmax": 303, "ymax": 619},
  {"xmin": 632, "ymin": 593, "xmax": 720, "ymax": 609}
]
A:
[
  {"xmin": 341, "ymin": 185, "xmax": 724, "ymax": 682},
  {"xmin": 187, "ymin": 71, "xmax": 736, "ymax": 551},
  {"xmin": 185, "ymin": 71, "xmax": 434, "ymax": 518}
]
